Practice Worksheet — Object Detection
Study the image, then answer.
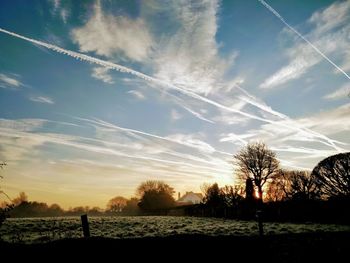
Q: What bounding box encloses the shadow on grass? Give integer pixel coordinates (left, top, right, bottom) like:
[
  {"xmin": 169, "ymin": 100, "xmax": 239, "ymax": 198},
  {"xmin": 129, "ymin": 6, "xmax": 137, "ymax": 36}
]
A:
[{"xmin": 1, "ymin": 231, "xmax": 349, "ymax": 262}]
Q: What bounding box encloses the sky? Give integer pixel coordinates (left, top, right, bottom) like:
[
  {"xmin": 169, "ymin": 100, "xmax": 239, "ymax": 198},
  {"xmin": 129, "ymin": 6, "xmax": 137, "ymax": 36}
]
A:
[{"xmin": 0, "ymin": 0, "xmax": 349, "ymax": 209}]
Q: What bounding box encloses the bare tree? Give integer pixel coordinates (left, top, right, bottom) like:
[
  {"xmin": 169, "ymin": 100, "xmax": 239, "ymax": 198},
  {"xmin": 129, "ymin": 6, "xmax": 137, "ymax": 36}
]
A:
[
  {"xmin": 107, "ymin": 196, "xmax": 127, "ymax": 213},
  {"xmin": 221, "ymin": 185, "xmax": 244, "ymax": 207},
  {"xmin": 266, "ymin": 169, "xmax": 321, "ymax": 201},
  {"xmin": 0, "ymin": 162, "xmax": 12, "ymax": 203},
  {"xmin": 311, "ymin": 152, "xmax": 350, "ymax": 199},
  {"xmin": 234, "ymin": 142, "xmax": 279, "ymax": 203},
  {"xmin": 265, "ymin": 171, "xmax": 289, "ymax": 202},
  {"xmin": 0, "ymin": 162, "xmax": 13, "ymax": 228},
  {"xmin": 287, "ymin": 170, "xmax": 321, "ymax": 200}
]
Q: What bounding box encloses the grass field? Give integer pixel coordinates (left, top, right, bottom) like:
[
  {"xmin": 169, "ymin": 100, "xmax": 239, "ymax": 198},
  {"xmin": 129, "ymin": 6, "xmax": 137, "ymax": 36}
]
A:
[{"xmin": 1, "ymin": 216, "xmax": 349, "ymax": 244}]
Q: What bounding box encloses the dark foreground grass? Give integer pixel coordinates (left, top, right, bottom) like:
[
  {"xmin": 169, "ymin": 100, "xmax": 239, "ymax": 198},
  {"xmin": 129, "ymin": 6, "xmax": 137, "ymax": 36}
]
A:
[{"xmin": 1, "ymin": 231, "xmax": 349, "ymax": 262}]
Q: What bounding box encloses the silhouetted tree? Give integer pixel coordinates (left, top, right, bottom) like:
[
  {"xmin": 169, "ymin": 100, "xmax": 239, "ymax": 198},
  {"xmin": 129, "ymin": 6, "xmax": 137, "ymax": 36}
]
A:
[
  {"xmin": 287, "ymin": 170, "xmax": 321, "ymax": 201},
  {"xmin": 202, "ymin": 183, "xmax": 224, "ymax": 208},
  {"xmin": 66, "ymin": 206, "xmax": 89, "ymax": 216},
  {"xmin": 265, "ymin": 169, "xmax": 293, "ymax": 202},
  {"xmin": 137, "ymin": 180, "xmax": 175, "ymax": 211},
  {"xmin": 234, "ymin": 142, "xmax": 279, "ymax": 203},
  {"xmin": 88, "ymin": 206, "xmax": 104, "ymax": 216},
  {"xmin": 123, "ymin": 197, "xmax": 140, "ymax": 215},
  {"xmin": 0, "ymin": 162, "xmax": 12, "ymax": 204},
  {"xmin": 221, "ymin": 185, "xmax": 244, "ymax": 207},
  {"xmin": 48, "ymin": 203, "xmax": 64, "ymax": 216},
  {"xmin": 107, "ymin": 196, "xmax": 127, "ymax": 213},
  {"xmin": 12, "ymin": 192, "xmax": 28, "ymax": 206},
  {"xmin": 311, "ymin": 152, "xmax": 350, "ymax": 199},
  {"xmin": 11, "ymin": 201, "xmax": 49, "ymax": 217},
  {"xmin": 265, "ymin": 170, "xmax": 321, "ymax": 201},
  {"xmin": 0, "ymin": 162, "xmax": 13, "ymax": 228}
]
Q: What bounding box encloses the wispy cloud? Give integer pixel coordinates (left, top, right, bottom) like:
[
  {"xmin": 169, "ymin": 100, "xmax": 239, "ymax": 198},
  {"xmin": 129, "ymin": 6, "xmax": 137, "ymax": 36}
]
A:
[
  {"xmin": 323, "ymin": 83, "xmax": 350, "ymax": 100},
  {"xmin": 153, "ymin": 0, "xmax": 237, "ymax": 95},
  {"xmin": 76, "ymin": 117, "xmax": 230, "ymax": 156},
  {"xmin": 259, "ymin": 0, "xmax": 350, "ymax": 89},
  {"xmin": 127, "ymin": 90, "xmax": 145, "ymax": 100},
  {"xmin": 220, "ymin": 132, "xmax": 257, "ymax": 146},
  {"xmin": 0, "ymin": 118, "xmax": 232, "ymax": 187},
  {"xmin": 297, "ymin": 103, "xmax": 350, "ymax": 136},
  {"xmin": 0, "ymin": 73, "xmax": 23, "ymax": 89},
  {"xmin": 165, "ymin": 133, "xmax": 216, "ymax": 154},
  {"xmin": 164, "ymin": 91, "xmax": 214, "ymax": 124},
  {"xmin": 50, "ymin": 0, "xmax": 69, "ymax": 24},
  {"xmin": 0, "ymin": 118, "xmax": 45, "ymax": 132},
  {"xmin": 71, "ymin": 0, "xmax": 153, "ymax": 61},
  {"xmin": 0, "ymin": 26, "xmax": 344, "ymax": 153},
  {"xmin": 235, "ymin": 103, "xmax": 350, "ymax": 161},
  {"xmin": 91, "ymin": 67, "xmax": 114, "ymax": 84},
  {"xmin": 0, "ymin": 28, "xmax": 272, "ymax": 131},
  {"xmin": 29, "ymin": 96, "xmax": 55, "ymax": 104},
  {"xmin": 171, "ymin": 109, "xmax": 182, "ymax": 121}
]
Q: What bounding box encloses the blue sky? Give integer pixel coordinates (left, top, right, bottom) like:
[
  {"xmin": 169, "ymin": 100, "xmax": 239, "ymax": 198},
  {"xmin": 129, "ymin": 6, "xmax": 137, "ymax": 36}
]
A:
[{"xmin": 0, "ymin": 0, "xmax": 349, "ymax": 208}]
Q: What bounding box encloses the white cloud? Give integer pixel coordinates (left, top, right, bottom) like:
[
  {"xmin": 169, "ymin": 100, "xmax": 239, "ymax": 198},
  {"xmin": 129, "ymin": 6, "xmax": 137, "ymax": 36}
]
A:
[
  {"xmin": 239, "ymin": 104, "xmax": 350, "ymax": 159},
  {"xmin": 260, "ymin": 1, "xmax": 350, "ymax": 89},
  {"xmin": 171, "ymin": 109, "xmax": 182, "ymax": 121},
  {"xmin": 127, "ymin": 90, "xmax": 145, "ymax": 100},
  {"xmin": 298, "ymin": 103, "xmax": 350, "ymax": 136},
  {"xmin": 0, "ymin": 118, "xmax": 45, "ymax": 132},
  {"xmin": 166, "ymin": 133, "xmax": 216, "ymax": 154},
  {"xmin": 219, "ymin": 132, "xmax": 256, "ymax": 145},
  {"xmin": 91, "ymin": 67, "xmax": 114, "ymax": 84},
  {"xmin": 308, "ymin": 1, "xmax": 350, "ymax": 37},
  {"xmin": 1, "ymin": 26, "xmax": 343, "ymax": 152},
  {"xmin": 60, "ymin": 8, "xmax": 69, "ymax": 24},
  {"xmin": 29, "ymin": 96, "xmax": 55, "ymax": 104},
  {"xmin": 71, "ymin": 1, "xmax": 153, "ymax": 61},
  {"xmin": 340, "ymin": 50, "xmax": 350, "ymax": 73},
  {"xmin": 153, "ymin": 0, "xmax": 237, "ymax": 95},
  {"xmin": 323, "ymin": 83, "xmax": 350, "ymax": 100},
  {"xmin": 0, "ymin": 118, "xmax": 231, "ymax": 184},
  {"xmin": 52, "ymin": 0, "xmax": 60, "ymax": 10},
  {"xmin": 223, "ymin": 77, "xmax": 245, "ymax": 92},
  {"xmin": 212, "ymin": 111, "xmax": 249, "ymax": 125},
  {"xmin": 0, "ymin": 73, "xmax": 23, "ymax": 89},
  {"xmin": 0, "ymin": 27, "xmax": 283, "ymax": 128},
  {"xmin": 50, "ymin": 0, "xmax": 69, "ymax": 23}
]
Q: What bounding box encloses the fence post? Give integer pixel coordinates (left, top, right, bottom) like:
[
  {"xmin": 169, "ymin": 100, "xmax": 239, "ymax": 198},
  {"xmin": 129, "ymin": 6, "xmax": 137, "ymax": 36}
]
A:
[
  {"xmin": 81, "ymin": 214, "xmax": 90, "ymax": 238},
  {"xmin": 256, "ymin": 210, "xmax": 264, "ymax": 236}
]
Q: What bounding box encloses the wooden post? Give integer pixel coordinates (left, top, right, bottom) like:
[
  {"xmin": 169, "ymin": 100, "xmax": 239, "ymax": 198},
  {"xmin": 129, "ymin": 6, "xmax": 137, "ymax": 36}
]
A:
[
  {"xmin": 256, "ymin": 210, "xmax": 264, "ymax": 236},
  {"xmin": 81, "ymin": 214, "xmax": 90, "ymax": 238}
]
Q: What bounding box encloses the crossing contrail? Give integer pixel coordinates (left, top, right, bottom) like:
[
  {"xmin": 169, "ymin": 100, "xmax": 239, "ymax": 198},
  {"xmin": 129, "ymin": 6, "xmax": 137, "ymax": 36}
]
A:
[
  {"xmin": 0, "ymin": 27, "xmax": 273, "ymax": 123},
  {"xmin": 258, "ymin": 0, "xmax": 350, "ymax": 81},
  {"xmin": 0, "ymin": 27, "xmax": 345, "ymax": 151},
  {"xmin": 75, "ymin": 116, "xmax": 231, "ymax": 155}
]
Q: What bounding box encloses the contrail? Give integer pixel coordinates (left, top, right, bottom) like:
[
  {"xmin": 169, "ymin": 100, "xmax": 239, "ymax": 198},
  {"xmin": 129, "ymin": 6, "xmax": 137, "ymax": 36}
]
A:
[
  {"xmin": 0, "ymin": 127, "xmax": 229, "ymax": 173},
  {"xmin": 235, "ymin": 84, "xmax": 345, "ymax": 150},
  {"xmin": 76, "ymin": 117, "xmax": 231, "ymax": 156},
  {"xmin": 0, "ymin": 27, "xmax": 344, "ymax": 151},
  {"xmin": 0, "ymin": 27, "xmax": 274, "ymax": 123},
  {"xmin": 258, "ymin": 0, "xmax": 350, "ymax": 81},
  {"xmin": 68, "ymin": 117, "xmax": 317, "ymax": 171}
]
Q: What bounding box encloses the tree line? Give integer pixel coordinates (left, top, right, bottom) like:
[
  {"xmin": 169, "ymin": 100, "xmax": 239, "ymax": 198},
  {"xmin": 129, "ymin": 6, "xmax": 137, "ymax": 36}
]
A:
[{"xmin": 0, "ymin": 180, "xmax": 176, "ymax": 218}]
